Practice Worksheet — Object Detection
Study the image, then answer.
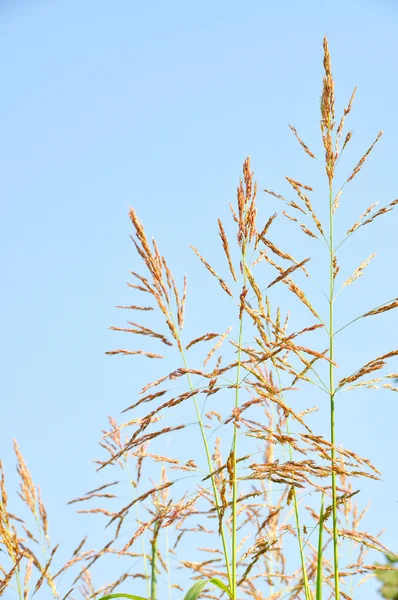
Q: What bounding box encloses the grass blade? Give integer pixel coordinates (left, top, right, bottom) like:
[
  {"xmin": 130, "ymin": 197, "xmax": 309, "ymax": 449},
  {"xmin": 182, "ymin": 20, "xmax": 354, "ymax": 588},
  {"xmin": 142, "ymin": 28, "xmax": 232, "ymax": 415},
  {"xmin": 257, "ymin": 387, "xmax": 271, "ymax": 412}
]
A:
[
  {"xmin": 183, "ymin": 578, "xmax": 233, "ymax": 600},
  {"xmin": 98, "ymin": 595, "xmax": 148, "ymax": 600}
]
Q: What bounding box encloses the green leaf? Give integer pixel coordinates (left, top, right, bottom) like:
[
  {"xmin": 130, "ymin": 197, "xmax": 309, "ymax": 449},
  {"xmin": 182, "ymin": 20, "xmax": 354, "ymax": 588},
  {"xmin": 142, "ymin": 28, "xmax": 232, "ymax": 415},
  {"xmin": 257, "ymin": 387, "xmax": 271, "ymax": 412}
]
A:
[
  {"xmin": 98, "ymin": 595, "xmax": 148, "ymax": 600},
  {"xmin": 183, "ymin": 577, "xmax": 233, "ymax": 600}
]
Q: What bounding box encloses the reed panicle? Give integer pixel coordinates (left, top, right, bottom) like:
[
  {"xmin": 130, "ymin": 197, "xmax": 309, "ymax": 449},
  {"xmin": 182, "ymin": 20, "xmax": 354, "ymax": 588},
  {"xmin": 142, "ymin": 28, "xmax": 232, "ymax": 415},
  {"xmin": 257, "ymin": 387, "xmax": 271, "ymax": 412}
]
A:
[{"xmin": 1, "ymin": 35, "xmax": 396, "ymax": 600}]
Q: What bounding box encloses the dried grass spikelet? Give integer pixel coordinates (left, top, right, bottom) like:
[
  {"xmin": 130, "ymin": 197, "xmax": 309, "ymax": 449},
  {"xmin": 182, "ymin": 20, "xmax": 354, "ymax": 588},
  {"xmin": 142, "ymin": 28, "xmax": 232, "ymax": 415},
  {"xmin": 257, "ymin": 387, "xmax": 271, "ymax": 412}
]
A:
[
  {"xmin": 342, "ymin": 253, "xmax": 376, "ymax": 287},
  {"xmin": 285, "ymin": 177, "xmax": 324, "ymax": 236},
  {"xmin": 346, "ymin": 130, "xmax": 383, "ymax": 183},
  {"xmin": 218, "ymin": 218, "xmax": 237, "ymax": 281},
  {"xmin": 106, "ymin": 349, "xmax": 164, "ymax": 359},
  {"xmin": 115, "ymin": 304, "xmax": 154, "ymax": 311},
  {"xmin": 178, "ymin": 274, "xmax": 187, "ymax": 329},
  {"xmin": 264, "ymin": 187, "xmax": 308, "ymax": 218},
  {"xmin": 282, "ymin": 210, "xmax": 298, "ymax": 223},
  {"xmin": 186, "ymin": 332, "xmax": 220, "ymax": 350},
  {"xmin": 129, "ymin": 208, "xmax": 165, "ymax": 296},
  {"xmin": 342, "ymin": 130, "xmax": 353, "ymax": 155},
  {"xmin": 346, "ymin": 201, "xmax": 379, "ymax": 235},
  {"xmin": 300, "ymin": 223, "xmax": 318, "ymax": 239},
  {"xmin": 203, "ymin": 326, "xmax": 232, "ymax": 367},
  {"xmin": 347, "ymin": 197, "xmax": 398, "ymax": 236},
  {"xmin": 13, "ymin": 440, "xmax": 37, "ymax": 514},
  {"xmin": 237, "ymin": 535, "xmax": 278, "ymax": 586},
  {"xmin": 237, "ymin": 157, "xmax": 257, "ymax": 247},
  {"xmin": 333, "ymin": 256, "xmax": 340, "ymax": 279},
  {"xmin": 110, "ymin": 322, "xmax": 173, "ymax": 346},
  {"xmin": 335, "ymin": 86, "xmax": 357, "ymax": 158},
  {"xmin": 0, "ymin": 553, "xmax": 24, "ymax": 595},
  {"xmin": 32, "ymin": 544, "xmax": 59, "ymax": 595},
  {"xmin": 190, "ymin": 245, "xmax": 233, "ymax": 297},
  {"xmin": 0, "ymin": 462, "xmax": 18, "ymax": 560},
  {"xmin": 343, "ymin": 377, "xmax": 384, "ymax": 391},
  {"xmin": 286, "ymin": 279, "xmax": 319, "ymax": 319},
  {"xmin": 260, "ymin": 238, "xmax": 308, "ymax": 272},
  {"xmin": 267, "ymin": 258, "xmax": 311, "ymax": 289},
  {"xmin": 290, "ymin": 349, "xmax": 328, "ymax": 387},
  {"xmin": 244, "ymin": 263, "xmax": 264, "ymax": 309},
  {"xmin": 323, "ymin": 490, "xmax": 360, "ymax": 522},
  {"xmin": 338, "ymin": 362, "xmax": 385, "ymax": 389},
  {"xmin": 288, "ymin": 124, "xmax": 316, "ymax": 159},
  {"xmin": 23, "ymin": 558, "xmax": 33, "ymax": 599},
  {"xmin": 363, "ymin": 298, "xmax": 398, "ymax": 318},
  {"xmin": 255, "ymin": 213, "xmax": 277, "ymax": 250},
  {"xmin": 124, "ymin": 207, "xmax": 186, "ymax": 349},
  {"xmin": 337, "ymin": 348, "xmax": 398, "ymax": 390},
  {"xmin": 333, "ymin": 189, "xmax": 343, "ymax": 213},
  {"xmin": 37, "ymin": 486, "xmax": 49, "ymax": 544},
  {"xmin": 264, "ymin": 188, "xmax": 288, "ymax": 202},
  {"xmin": 320, "ymin": 36, "xmax": 336, "ymax": 185},
  {"xmin": 256, "ymin": 251, "xmax": 318, "ymax": 319}
]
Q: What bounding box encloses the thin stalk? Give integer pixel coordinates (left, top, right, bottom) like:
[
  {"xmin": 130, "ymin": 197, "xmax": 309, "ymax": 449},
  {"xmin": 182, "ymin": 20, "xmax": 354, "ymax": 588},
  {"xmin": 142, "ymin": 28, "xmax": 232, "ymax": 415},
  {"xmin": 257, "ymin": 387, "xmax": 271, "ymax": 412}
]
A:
[
  {"xmin": 231, "ymin": 241, "xmax": 249, "ymax": 600},
  {"xmin": 292, "ymin": 489, "xmax": 312, "ymax": 599},
  {"xmin": 167, "ymin": 307, "xmax": 232, "ymax": 588},
  {"xmin": 329, "ymin": 183, "xmax": 340, "ymax": 599},
  {"xmin": 150, "ymin": 521, "xmax": 160, "ymax": 600},
  {"xmin": 232, "ymin": 308, "xmax": 244, "ymax": 600},
  {"xmin": 315, "ymin": 495, "xmax": 325, "ymax": 600},
  {"xmin": 333, "ymin": 296, "xmax": 398, "ymax": 337},
  {"xmin": 273, "ymin": 367, "xmax": 312, "ymax": 600},
  {"xmin": 124, "ymin": 462, "xmax": 151, "ymax": 599},
  {"xmin": 15, "ymin": 567, "xmax": 23, "ymax": 600},
  {"xmin": 165, "ymin": 528, "xmax": 172, "ymax": 600},
  {"xmin": 179, "ymin": 346, "xmax": 233, "ymax": 591}
]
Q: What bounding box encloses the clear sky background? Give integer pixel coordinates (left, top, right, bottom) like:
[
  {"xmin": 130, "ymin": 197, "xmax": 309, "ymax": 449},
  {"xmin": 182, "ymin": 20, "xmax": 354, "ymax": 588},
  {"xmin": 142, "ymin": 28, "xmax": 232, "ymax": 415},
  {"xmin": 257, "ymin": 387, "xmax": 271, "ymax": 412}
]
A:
[{"xmin": 1, "ymin": 1, "xmax": 398, "ymax": 599}]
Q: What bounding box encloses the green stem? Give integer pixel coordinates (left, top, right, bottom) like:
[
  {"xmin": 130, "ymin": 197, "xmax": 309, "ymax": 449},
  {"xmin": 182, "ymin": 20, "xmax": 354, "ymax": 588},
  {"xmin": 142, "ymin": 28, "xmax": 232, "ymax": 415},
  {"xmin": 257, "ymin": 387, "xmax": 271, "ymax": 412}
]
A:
[
  {"xmin": 273, "ymin": 367, "xmax": 312, "ymax": 600},
  {"xmin": 329, "ymin": 183, "xmax": 340, "ymax": 600},
  {"xmin": 124, "ymin": 462, "xmax": 151, "ymax": 599},
  {"xmin": 150, "ymin": 521, "xmax": 160, "ymax": 600},
  {"xmin": 168, "ymin": 308, "xmax": 232, "ymax": 590},
  {"xmin": 180, "ymin": 349, "xmax": 233, "ymax": 591},
  {"xmin": 232, "ymin": 312, "xmax": 244, "ymax": 600},
  {"xmin": 231, "ymin": 245, "xmax": 249, "ymax": 600},
  {"xmin": 315, "ymin": 495, "xmax": 325, "ymax": 600},
  {"xmin": 165, "ymin": 528, "xmax": 172, "ymax": 600},
  {"xmin": 277, "ymin": 369, "xmax": 312, "ymax": 600},
  {"xmin": 15, "ymin": 566, "xmax": 23, "ymax": 600}
]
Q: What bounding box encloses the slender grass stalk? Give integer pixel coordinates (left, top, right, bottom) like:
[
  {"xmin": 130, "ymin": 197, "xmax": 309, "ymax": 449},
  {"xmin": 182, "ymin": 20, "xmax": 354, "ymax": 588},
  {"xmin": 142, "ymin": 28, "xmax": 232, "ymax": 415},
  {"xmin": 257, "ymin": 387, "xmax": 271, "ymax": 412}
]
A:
[
  {"xmin": 329, "ymin": 176, "xmax": 340, "ymax": 599},
  {"xmin": 291, "ymin": 463, "xmax": 313, "ymax": 599},
  {"xmin": 179, "ymin": 342, "xmax": 233, "ymax": 592},
  {"xmin": 165, "ymin": 528, "xmax": 172, "ymax": 600},
  {"xmin": 140, "ymin": 509, "xmax": 151, "ymax": 599},
  {"xmin": 232, "ymin": 283, "xmax": 245, "ymax": 600},
  {"xmin": 15, "ymin": 567, "xmax": 23, "ymax": 600},
  {"xmin": 150, "ymin": 521, "xmax": 160, "ymax": 600},
  {"xmin": 124, "ymin": 462, "xmax": 151, "ymax": 599},
  {"xmin": 152, "ymin": 305, "xmax": 232, "ymax": 590},
  {"xmin": 272, "ymin": 367, "xmax": 312, "ymax": 600},
  {"xmin": 315, "ymin": 495, "xmax": 325, "ymax": 600}
]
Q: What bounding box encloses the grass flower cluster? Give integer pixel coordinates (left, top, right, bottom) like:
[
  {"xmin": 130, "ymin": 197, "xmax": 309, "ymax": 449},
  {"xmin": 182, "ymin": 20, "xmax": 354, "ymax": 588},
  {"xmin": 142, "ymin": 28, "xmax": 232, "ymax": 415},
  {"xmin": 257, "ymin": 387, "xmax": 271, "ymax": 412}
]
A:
[{"xmin": 1, "ymin": 37, "xmax": 397, "ymax": 600}]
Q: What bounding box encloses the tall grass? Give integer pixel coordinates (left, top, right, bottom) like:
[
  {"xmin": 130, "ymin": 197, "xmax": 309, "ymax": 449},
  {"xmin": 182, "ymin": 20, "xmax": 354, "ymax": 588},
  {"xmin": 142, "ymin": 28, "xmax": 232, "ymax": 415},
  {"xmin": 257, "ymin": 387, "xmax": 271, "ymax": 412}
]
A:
[{"xmin": 1, "ymin": 36, "xmax": 397, "ymax": 600}]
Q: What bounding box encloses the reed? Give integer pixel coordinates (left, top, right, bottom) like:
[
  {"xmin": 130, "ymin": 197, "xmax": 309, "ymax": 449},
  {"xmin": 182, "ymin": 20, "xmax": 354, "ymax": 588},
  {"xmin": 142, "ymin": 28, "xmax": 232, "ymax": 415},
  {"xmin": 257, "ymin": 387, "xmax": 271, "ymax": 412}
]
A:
[{"xmin": 1, "ymin": 36, "xmax": 397, "ymax": 600}]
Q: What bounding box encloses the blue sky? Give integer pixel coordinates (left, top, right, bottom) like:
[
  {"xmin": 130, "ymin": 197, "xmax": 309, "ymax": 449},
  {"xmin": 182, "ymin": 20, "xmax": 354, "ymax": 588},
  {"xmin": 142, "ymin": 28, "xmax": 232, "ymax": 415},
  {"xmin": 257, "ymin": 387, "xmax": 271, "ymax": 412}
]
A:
[{"xmin": 1, "ymin": 1, "xmax": 397, "ymax": 598}]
